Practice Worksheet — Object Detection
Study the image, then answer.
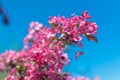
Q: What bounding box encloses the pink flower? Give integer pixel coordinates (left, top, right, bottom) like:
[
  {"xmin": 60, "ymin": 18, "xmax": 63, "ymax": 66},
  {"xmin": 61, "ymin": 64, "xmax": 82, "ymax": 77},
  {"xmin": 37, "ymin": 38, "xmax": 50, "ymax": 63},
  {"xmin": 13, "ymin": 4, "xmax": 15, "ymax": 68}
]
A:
[
  {"xmin": 48, "ymin": 16, "xmax": 57, "ymax": 24},
  {"xmin": 82, "ymin": 10, "xmax": 91, "ymax": 19},
  {"xmin": 60, "ymin": 53, "xmax": 70, "ymax": 65},
  {"xmin": 75, "ymin": 52, "xmax": 84, "ymax": 59},
  {"xmin": 0, "ymin": 10, "xmax": 98, "ymax": 80}
]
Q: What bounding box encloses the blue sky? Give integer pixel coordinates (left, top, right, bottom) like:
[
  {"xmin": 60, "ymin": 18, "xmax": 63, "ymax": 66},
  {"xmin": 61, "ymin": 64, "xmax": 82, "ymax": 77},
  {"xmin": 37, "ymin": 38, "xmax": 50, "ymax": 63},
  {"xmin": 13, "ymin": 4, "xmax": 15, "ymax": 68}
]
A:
[{"xmin": 0, "ymin": 0, "xmax": 120, "ymax": 80}]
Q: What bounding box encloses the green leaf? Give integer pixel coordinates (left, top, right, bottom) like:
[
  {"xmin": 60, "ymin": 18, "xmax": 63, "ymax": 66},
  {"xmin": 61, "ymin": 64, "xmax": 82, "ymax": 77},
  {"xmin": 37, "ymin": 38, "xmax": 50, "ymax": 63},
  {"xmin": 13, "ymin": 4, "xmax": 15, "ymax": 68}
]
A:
[
  {"xmin": 16, "ymin": 63, "xmax": 23, "ymax": 73},
  {"xmin": 85, "ymin": 34, "xmax": 98, "ymax": 43},
  {"xmin": 74, "ymin": 23, "xmax": 79, "ymax": 27},
  {"xmin": 51, "ymin": 23, "xmax": 58, "ymax": 27}
]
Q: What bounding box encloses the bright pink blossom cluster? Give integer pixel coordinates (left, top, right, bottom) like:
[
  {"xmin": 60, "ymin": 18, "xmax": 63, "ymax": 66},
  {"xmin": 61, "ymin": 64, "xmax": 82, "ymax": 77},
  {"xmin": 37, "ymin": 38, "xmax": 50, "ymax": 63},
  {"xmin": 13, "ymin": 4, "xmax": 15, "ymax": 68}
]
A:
[
  {"xmin": 0, "ymin": 10, "xmax": 98, "ymax": 80},
  {"xmin": 0, "ymin": 50, "xmax": 28, "ymax": 71}
]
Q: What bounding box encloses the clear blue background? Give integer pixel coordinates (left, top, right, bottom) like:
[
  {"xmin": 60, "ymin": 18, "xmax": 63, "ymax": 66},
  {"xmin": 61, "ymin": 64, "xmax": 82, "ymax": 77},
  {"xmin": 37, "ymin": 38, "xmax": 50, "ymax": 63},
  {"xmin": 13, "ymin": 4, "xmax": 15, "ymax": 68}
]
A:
[{"xmin": 0, "ymin": 0, "xmax": 120, "ymax": 80}]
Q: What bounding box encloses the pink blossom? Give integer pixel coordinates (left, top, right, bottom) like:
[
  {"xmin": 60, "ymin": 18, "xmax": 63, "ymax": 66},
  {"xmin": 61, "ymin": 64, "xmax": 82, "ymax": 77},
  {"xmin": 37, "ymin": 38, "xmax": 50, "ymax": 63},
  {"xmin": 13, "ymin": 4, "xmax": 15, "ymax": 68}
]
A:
[
  {"xmin": 82, "ymin": 10, "xmax": 91, "ymax": 19},
  {"xmin": 75, "ymin": 52, "xmax": 84, "ymax": 59},
  {"xmin": 0, "ymin": 10, "xmax": 98, "ymax": 80}
]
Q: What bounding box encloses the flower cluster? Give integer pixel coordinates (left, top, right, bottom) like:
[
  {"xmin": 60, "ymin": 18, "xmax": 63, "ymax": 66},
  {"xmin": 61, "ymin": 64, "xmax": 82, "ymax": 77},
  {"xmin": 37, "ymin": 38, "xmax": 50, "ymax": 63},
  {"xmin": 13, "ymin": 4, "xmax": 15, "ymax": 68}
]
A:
[
  {"xmin": 0, "ymin": 50, "xmax": 28, "ymax": 71},
  {"xmin": 0, "ymin": 10, "xmax": 98, "ymax": 80}
]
